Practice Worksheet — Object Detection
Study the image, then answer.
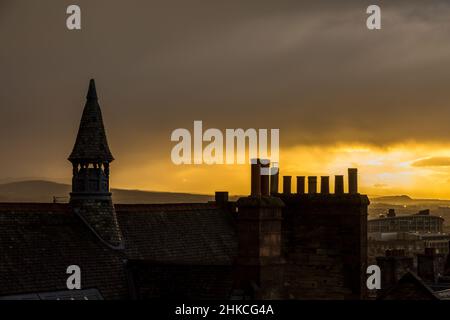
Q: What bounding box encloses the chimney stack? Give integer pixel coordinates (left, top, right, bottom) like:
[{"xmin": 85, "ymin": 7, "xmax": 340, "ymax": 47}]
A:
[
  {"xmin": 334, "ymin": 175, "xmax": 344, "ymax": 194},
  {"xmin": 387, "ymin": 209, "xmax": 396, "ymax": 217},
  {"xmin": 418, "ymin": 247, "xmax": 443, "ymax": 283},
  {"xmin": 320, "ymin": 176, "xmax": 330, "ymax": 194},
  {"xmin": 283, "ymin": 176, "xmax": 292, "ymax": 194},
  {"xmin": 308, "ymin": 176, "xmax": 317, "ymax": 194},
  {"xmin": 376, "ymin": 250, "xmax": 414, "ymax": 295},
  {"xmin": 348, "ymin": 168, "xmax": 358, "ymax": 194},
  {"xmin": 296, "ymin": 176, "xmax": 305, "ymax": 194},
  {"xmin": 445, "ymin": 241, "xmax": 450, "ymax": 276},
  {"xmin": 251, "ymin": 160, "xmax": 261, "ymax": 197},
  {"xmin": 215, "ymin": 191, "xmax": 229, "ymax": 205},
  {"xmin": 260, "ymin": 159, "xmax": 270, "ymax": 196}
]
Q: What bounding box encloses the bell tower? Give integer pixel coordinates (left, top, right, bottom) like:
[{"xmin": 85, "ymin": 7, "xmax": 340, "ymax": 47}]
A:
[{"xmin": 68, "ymin": 79, "xmax": 123, "ymax": 248}]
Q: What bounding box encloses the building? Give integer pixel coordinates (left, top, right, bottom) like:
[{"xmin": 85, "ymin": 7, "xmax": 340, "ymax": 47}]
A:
[
  {"xmin": 368, "ymin": 209, "xmax": 444, "ymax": 234},
  {"xmin": 368, "ymin": 209, "xmax": 450, "ymax": 264},
  {"xmin": 0, "ymin": 80, "xmax": 369, "ymax": 300}
]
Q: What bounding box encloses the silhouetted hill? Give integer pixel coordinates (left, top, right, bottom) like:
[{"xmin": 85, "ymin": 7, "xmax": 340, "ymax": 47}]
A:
[
  {"xmin": 371, "ymin": 195, "xmax": 413, "ymax": 204},
  {"xmin": 0, "ymin": 180, "xmax": 225, "ymax": 204},
  {"xmin": 370, "ymin": 194, "xmax": 450, "ymax": 205}
]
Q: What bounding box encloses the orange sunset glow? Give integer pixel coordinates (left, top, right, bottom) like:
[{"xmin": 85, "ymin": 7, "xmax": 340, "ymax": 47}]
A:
[{"xmin": 107, "ymin": 143, "xmax": 450, "ymax": 199}]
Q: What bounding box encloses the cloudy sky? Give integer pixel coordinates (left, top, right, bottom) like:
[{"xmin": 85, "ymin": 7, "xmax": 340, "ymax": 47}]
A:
[{"xmin": 2, "ymin": 0, "xmax": 450, "ymax": 197}]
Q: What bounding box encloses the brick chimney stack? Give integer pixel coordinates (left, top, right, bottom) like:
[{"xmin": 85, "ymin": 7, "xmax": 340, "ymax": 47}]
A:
[
  {"xmin": 445, "ymin": 241, "xmax": 450, "ymax": 276},
  {"xmin": 235, "ymin": 159, "xmax": 285, "ymax": 299},
  {"xmin": 275, "ymin": 167, "xmax": 369, "ymax": 299},
  {"xmin": 215, "ymin": 191, "xmax": 229, "ymax": 206},
  {"xmin": 417, "ymin": 248, "xmax": 445, "ymax": 283},
  {"xmin": 376, "ymin": 249, "xmax": 413, "ymax": 294}
]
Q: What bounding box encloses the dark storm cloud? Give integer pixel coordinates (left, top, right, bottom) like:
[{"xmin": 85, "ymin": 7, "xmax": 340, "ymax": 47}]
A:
[{"xmin": 1, "ymin": 0, "xmax": 450, "ymax": 179}]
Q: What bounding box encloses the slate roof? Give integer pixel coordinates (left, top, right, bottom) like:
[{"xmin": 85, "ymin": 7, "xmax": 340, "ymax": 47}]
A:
[
  {"xmin": 116, "ymin": 203, "xmax": 237, "ymax": 264},
  {"xmin": 0, "ymin": 204, "xmax": 128, "ymax": 299},
  {"xmin": 0, "ymin": 202, "xmax": 238, "ymax": 299},
  {"xmin": 378, "ymin": 272, "xmax": 440, "ymax": 300},
  {"xmin": 68, "ymin": 79, "xmax": 114, "ymax": 163}
]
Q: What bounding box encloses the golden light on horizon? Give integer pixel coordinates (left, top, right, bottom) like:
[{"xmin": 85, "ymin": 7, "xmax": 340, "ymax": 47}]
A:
[{"xmin": 110, "ymin": 142, "xmax": 450, "ymax": 200}]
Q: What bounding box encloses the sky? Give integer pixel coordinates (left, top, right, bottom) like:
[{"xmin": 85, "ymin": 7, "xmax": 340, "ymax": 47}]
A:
[{"xmin": 2, "ymin": 0, "xmax": 450, "ymax": 198}]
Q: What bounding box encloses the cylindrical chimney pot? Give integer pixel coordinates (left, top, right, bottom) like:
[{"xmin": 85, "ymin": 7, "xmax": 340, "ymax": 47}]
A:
[
  {"xmin": 308, "ymin": 176, "xmax": 317, "ymax": 194},
  {"xmin": 296, "ymin": 176, "xmax": 305, "ymax": 194},
  {"xmin": 348, "ymin": 168, "xmax": 358, "ymax": 194},
  {"xmin": 335, "ymin": 175, "xmax": 344, "ymax": 194},
  {"xmin": 260, "ymin": 159, "xmax": 270, "ymax": 196},
  {"xmin": 283, "ymin": 176, "xmax": 292, "ymax": 194},
  {"xmin": 320, "ymin": 176, "xmax": 329, "ymax": 194},
  {"xmin": 270, "ymin": 166, "xmax": 279, "ymax": 195},
  {"xmin": 251, "ymin": 160, "xmax": 261, "ymax": 196}
]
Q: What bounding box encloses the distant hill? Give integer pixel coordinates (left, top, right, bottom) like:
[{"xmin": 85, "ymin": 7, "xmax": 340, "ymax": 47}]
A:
[
  {"xmin": 370, "ymin": 194, "xmax": 450, "ymax": 206},
  {"xmin": 371, "ymin": 195, "xmax": 413, "ymax": 204},
  {"xmin": 0, "ymin": 180, "xmax": 231, "ymax": 204}
]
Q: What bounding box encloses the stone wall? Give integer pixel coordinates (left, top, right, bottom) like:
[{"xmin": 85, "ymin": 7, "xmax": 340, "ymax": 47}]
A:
[{"xmin": 277, "ymin": 193, "xmax": 369, "ymax": 299}]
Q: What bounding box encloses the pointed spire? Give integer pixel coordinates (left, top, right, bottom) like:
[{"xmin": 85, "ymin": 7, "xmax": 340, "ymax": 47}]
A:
[
  {"xmin": 68, "ymin": 79, "xmax": 114, "ymax": 163},
  {"xmin": 87, "ymin": 79, "xmax": 98, "ymax": 100}
]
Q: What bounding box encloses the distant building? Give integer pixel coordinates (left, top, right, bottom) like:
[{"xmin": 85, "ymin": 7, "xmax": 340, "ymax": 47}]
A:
[
  {"xmin": 368, "ymin": 209, "xmax": 444, "ymax": 234},
  {"xmin": 0, "ymin": 80, "xmax": 369, "ymax": 300},
  {"xmin": 368, "ymin": 209, "xmax": 450, "ymax": 263},
  {"xmin": 367, "ymin": 209, "xmax": 450, "ymax": 265}
]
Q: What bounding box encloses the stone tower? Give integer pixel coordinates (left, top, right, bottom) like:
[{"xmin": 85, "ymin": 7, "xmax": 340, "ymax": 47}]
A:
[{"xmin": 68, "ymin": 79, "xmax": 123, "ymax": 249}]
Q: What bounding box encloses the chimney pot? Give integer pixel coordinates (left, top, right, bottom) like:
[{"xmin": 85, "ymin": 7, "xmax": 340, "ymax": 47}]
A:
[
  {"xmin": 334, "ymin": 175, "xmax": 344, "ymax": 194},
  {"xmin": 270, "ymin": 165, "xmax": 279, "ymax": 195},
  {"xmin": 283, "ymin": 176, "xmax": 292, "ymax": 194},
  {"xmin": 251, "ymin": 159, "xmax": 261, "ymax": 196},
  {"xmin": 260, "ymin": 159, "xmax": 270, "ymax": 196},
  {"xmin": 320, "ymin": 176, "xmax": 330, "ymax": 194},
  {"xmin": 308, "ymin": 176, "xmax": 317, "ymax": 194},
  {"xmin": 348, "ymin": 168, "xmax": 358, "ymax": 194},
  {"xmin": 387, "ymin": 209, "xmax": 396, "ymax": 217},
  {"xmin": 296, "ymin": 176, "xmax": 305, "ymax": 194}
]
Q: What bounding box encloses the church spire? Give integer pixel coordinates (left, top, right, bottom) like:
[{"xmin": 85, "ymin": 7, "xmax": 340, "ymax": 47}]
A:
[{"xmin": 68, "ymin": 79, "xmax": 114, "ymax": 163}]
